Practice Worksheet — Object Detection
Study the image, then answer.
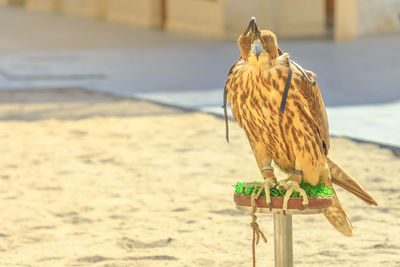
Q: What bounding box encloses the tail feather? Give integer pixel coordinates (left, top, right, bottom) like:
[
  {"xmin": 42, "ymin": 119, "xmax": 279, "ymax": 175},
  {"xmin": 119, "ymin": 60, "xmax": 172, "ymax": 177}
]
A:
[
  {"xmin": 327, "ymin": 157, "xmax": 377, "ymax": 206},
  {"xmin": 324, "ymin": 192, "xmax": 353, "ymax": 236}
]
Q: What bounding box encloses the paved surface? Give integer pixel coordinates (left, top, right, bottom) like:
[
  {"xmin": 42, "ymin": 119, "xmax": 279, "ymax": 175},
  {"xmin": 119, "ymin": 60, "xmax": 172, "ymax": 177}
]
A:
[{"xmin": 0, "ymin": 6, "xmax": 399, "ymax": 147}]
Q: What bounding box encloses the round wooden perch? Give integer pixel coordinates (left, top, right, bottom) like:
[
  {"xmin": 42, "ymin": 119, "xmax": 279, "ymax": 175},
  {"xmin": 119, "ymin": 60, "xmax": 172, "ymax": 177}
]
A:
[{"xmin": 234, "ymin": 193, "xmax": 332, "ymax": 213}]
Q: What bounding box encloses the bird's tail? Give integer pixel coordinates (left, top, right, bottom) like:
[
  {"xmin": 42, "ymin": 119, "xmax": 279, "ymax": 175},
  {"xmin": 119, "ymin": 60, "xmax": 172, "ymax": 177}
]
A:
[
  {"xmin": 324, "ymin": 191, "xmax": 353, "ymax": 236},
  {"xmin": 323, "ymin": 157, "xmax": 378, "ymax": 236},
  {"xmin": 327, "ymin": 157, "xmax": 378, "ymax": 206}
]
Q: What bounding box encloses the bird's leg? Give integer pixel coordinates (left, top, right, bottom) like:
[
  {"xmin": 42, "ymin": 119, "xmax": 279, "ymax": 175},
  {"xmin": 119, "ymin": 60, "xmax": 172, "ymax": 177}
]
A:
[
  {"xmin": 260, "ymin": 166, "xmax": 276, "ymax": 211},
  {"xmin": 275, "ymin": 170, "xmax": 308, "ymax": 215},
  {"xmin": 245, "ymin": 165, "xmax": 277, "ymax": 211}
]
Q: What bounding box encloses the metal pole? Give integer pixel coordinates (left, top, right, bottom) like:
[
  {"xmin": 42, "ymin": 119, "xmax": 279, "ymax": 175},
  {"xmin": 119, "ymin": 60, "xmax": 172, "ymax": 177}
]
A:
[{"xmin": 273, "ymin": 213, "xmax": 293, "ymax": 267}]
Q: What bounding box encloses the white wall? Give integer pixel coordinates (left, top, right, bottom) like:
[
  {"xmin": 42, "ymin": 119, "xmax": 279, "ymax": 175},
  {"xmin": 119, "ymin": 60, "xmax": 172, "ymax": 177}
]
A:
[
  {"xmin": 224, "ymin": 0, "xmax": 277, "ymax": 38},
  {"xmin": 336, "ymin": 0, "xmax": 400, "ymax": 41},
  {"xmin": 358, "ymin": 0, "xmax": 400, "ymax": 36}
]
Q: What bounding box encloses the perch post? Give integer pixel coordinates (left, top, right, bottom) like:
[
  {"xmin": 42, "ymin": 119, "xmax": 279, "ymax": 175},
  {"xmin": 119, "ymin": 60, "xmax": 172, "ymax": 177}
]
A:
[{"xmin": 273, "ymin": 213, "xmax": 293, "ymax": 267}]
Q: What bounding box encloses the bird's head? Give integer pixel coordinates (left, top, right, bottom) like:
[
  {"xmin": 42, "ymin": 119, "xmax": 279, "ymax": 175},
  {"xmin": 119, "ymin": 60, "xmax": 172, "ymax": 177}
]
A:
[{"xmin": 237, "ymin": 17, "xmax": 279, "ymax": 64}]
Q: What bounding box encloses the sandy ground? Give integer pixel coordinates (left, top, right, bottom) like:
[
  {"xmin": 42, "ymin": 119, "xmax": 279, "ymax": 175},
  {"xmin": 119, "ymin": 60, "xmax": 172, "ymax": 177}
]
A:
[{"xmin": 0, "ymin": 89, "xmax": 399, "ymax": 267}]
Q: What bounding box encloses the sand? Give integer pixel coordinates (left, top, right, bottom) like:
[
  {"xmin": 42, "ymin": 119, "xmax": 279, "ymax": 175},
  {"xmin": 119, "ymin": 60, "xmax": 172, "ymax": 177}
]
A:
[{"xmin": 0, "ymin": 89, "xmax": 399, "ymax": 266}]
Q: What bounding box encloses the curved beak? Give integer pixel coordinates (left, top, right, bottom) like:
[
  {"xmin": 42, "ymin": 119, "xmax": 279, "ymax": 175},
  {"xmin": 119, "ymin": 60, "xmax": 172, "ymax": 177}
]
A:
[
  {"xmin": 250, "ymin": 17, "xmax": 257, "ymax": 44},
  {"xmin": 242, "ymin": 17, "xmax": 264, "ymax": 60},
  {"xmin": 242, "ymin": 17, "xmax": 256, "ymax": 37}
]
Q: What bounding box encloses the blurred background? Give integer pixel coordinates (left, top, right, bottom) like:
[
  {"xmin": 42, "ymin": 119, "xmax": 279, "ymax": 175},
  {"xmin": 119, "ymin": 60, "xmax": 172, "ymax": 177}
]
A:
[
  {"xmin": 1, "ymin": 0, "xmax": 399, "ymax": 146},
  {"xmin": 0, "ymin": 1, "xmax": 399, "ymax": 266}
]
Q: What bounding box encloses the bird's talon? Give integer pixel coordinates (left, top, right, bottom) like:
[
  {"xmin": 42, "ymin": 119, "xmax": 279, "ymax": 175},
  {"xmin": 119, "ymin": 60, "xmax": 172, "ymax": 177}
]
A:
[
  {"xmin": 267, "ymin": 202, "xmax": 272, "ymax": 211},
  {"xmin": 275, "ymin": 180, "xmax": 290, "ymax": 191},
  {"xmin": 279, "ymin": 177, "xmax": 308, "ymax": 214}
]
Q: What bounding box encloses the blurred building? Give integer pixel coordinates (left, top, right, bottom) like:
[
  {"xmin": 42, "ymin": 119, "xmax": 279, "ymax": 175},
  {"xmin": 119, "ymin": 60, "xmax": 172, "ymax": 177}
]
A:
[{"xmin": 1, "ymin": 0, "xmax": 400, "ymax": 40}]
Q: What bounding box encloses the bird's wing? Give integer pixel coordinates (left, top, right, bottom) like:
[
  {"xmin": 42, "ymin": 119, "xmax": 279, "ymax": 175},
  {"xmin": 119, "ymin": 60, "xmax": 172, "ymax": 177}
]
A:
[{"xmin": 292, "ymin": 66, "xmax": 330, "ymax": 154}]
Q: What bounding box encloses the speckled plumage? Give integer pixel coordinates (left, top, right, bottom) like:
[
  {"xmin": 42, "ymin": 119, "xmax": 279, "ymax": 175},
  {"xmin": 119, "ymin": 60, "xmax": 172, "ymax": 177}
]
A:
[
  {"xmin": 225, "ymin": 29, "xmax": 377, "ymax": 236},
  {"xmin": 226, "ymin": 50, "xmax": 329, "ymax": 185}
]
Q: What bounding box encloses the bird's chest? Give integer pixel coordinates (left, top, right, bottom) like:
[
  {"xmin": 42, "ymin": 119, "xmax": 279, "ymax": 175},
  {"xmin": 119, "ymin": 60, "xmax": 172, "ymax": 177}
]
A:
[
  {"xmin": 228, "ymin": 69, "xmax": 284, "ymax": 138},
  {"xmin": 227, "ymin": 67, "xmax": 298, "ymax": 167}
]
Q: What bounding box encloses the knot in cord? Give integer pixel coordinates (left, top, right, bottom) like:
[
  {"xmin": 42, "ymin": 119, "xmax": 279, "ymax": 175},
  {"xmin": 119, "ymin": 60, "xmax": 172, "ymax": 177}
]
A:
[{"xmin": 250, "ymin": 219, "xmax": 267, "ymax": 245}]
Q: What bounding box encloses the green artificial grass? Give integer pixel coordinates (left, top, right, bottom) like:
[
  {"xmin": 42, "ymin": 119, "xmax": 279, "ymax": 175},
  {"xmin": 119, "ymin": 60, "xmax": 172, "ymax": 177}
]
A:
[{"xmin": 233, "ymin": 181, "xmax": 333, "ymax": 198}]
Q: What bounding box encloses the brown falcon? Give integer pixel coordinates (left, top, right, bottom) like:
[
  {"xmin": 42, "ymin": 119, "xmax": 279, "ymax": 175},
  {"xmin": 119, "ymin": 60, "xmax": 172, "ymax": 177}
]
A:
[{"xmin": 224, "ymin": 18, "xmax": 377, "ymax": 236}]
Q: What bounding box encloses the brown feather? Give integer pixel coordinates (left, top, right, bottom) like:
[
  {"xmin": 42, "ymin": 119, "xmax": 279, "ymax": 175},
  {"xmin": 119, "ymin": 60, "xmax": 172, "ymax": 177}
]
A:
[
  {"xmin": 324, "ymin": 191, "xmax": 353, "ymax": 236},
  {"xmin": 291, "ymin": 67, "xmax": 330, "ymax": 154},
  {"xmin": 328, "ymin": 158, "xmax": 378, "ymax": 206}
]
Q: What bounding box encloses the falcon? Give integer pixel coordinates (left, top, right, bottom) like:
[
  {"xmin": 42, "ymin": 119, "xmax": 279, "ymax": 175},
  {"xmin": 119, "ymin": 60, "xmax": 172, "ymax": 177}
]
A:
[{"xmin": 223, "ymin": 18, "xmax": 377, "ymax": 236}]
